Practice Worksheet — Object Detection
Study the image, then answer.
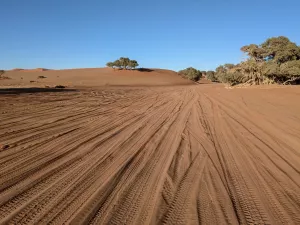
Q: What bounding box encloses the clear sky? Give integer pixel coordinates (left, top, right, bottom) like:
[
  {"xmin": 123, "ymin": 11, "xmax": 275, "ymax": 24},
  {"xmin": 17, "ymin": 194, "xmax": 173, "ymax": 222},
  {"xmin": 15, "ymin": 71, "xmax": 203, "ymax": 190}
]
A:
[{"xmin": 1, "ymin": 0, "xmax": 299, "ymax": 71}]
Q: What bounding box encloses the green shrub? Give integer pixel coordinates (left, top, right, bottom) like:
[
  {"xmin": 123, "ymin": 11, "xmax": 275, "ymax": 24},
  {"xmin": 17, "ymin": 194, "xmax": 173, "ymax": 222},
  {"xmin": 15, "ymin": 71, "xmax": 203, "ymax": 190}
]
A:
[
  {"xmin": 178, "ymin": 67, "xmax": 202, "ymax": 81},
  {"xmin": 214, "ymin": 36, "xmax": 300, "ymax": 85},
  {"xmin": 217, "ymin": 72, "xmax": 244, "ymax": 86},
  {"xmin": 206, "ymin": 71, "xmax": 217, "ymax": 82},
  {"xmin": 106, "ymin": 57, "xmax": 139, "ymax": 70}
]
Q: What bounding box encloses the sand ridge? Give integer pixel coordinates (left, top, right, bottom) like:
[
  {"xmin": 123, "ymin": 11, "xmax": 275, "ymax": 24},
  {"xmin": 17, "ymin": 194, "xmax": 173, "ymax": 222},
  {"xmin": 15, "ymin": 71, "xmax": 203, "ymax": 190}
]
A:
[{"xmin": 2, "ymin": 68, "xmax": 194, "ymax": 87}]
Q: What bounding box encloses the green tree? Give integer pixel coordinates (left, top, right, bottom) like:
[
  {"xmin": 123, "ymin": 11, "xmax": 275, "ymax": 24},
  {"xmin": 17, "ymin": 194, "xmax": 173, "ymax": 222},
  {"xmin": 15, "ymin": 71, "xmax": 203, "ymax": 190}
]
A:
[
  {"xmin": 128, "ymin": 60, "xmax": 139, "ymax": 69},
  {"xmin": 263, "ymin": 60, "xmax": 300, "ymax": 84},
  {"xmin": 239, "ymin": 59, "xmax": 264, "ymax": 84},
  {"xmin": 216, "ymin": 36, "xmax": 300, "ymax": 85},
  {"xmin": 218, "ymin": 72, "xmax": 244, "ymax": 86},
  {"xmin": 261, "ymin": 36, "xmax": 300, "ymax": 64},
  {"xmin": 119, "ymin": 57, "xmax": 130, "ymax": 70},
  {"xmin": 113, "ymin": 59, "xmax": 122, "ymax": 69},
  {"xmin": 178, "ymin": 67, "xmax": 202, "ymax": 81},
  {"xmin": 106, "ymin": 62, "xmax": 114, "ymax": 69},
  {"xmin": 107, "ymin": 57, "xmax": 139, "ymax": 70},
  {"xmin": 206, "ymin": 71, "xmax": 217, "ymax": 82},
  {"xmin": 224, "ymin": 64, "xmax": 235, "ymax": 70},
  {"xmin": 215, "ymin": 65, "xmax": 226, "ymax": 75},
  {"xmin": 241, "ymin": 44, "xmax": 265, "ymax": 62}
]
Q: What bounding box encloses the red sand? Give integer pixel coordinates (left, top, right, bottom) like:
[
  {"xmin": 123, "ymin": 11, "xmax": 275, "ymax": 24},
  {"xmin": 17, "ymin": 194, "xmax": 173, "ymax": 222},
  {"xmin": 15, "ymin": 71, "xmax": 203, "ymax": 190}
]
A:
[
  {"xmin": 0, "ymin": 69, "xmax": 300, "ymax": 224},
  {"xmin": 2, "ymin": 68, "xmax": 194, "ymax": 87}
]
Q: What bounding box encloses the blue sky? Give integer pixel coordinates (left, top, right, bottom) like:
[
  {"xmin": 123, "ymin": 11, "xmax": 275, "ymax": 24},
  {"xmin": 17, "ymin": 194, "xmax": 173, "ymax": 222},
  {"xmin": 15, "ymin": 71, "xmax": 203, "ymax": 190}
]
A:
[{"xmin": 1, "ymin": 0, "xmax": 299, "ymax": 71}]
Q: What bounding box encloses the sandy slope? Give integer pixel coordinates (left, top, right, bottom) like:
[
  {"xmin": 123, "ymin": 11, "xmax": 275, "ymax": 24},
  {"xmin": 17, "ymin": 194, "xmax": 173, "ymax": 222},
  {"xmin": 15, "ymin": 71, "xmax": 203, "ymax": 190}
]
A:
[
  {"xmin": 1, "ymin": 68, "xmax": 193, "ymax": 87},
  {"xmin": 0, "ymin": 84, "xmax": 300, "ymax": 224}
]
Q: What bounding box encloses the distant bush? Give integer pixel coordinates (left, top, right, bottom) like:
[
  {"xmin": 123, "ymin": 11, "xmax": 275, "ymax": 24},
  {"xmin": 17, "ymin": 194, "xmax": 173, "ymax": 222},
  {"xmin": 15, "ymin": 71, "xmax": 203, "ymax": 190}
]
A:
[
  {"xmin": 38, "ymin": 75, "xmax": 47, "ymax": 79},
  {"xmin": 30, "ymin": 80, "xmax": 36, "ymax": 83},
  {"xmin": 0, "ymin": 70, "xmax": 10, "ymax": 80},
  {"xmin": 206, "ymin": 71, "xmax": 218, "ymax": 82},
  {"xmin": 178, "ymin": 67, "xmax": 202, "ymax": 81},
  {"xmin": 106, "ymin": 57, "xmax": 139, "ymax": 70},
  {"xmin": 217, "ymin": 72, "xmax": 244, "ymax": 86}
]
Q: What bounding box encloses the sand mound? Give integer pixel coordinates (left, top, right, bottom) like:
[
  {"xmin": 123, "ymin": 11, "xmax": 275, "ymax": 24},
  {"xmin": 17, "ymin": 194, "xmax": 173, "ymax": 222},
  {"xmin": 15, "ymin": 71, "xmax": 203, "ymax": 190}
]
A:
[
  {"xmin": 10, "ymin": 68, "xmax": 49, "ymax": 72},
  {"xmin": 2, "ymin": 67, "xmax": 194, "ymax": 87},
  {"xmin": 10, "ymin": 68, "xmax": 25, "ymax": 72}
]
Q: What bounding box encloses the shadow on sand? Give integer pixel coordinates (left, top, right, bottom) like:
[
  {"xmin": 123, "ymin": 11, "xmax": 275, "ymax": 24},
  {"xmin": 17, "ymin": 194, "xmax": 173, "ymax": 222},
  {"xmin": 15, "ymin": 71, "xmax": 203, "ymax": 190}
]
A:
[
  {"xmin": 0, "ymin": 87, "xmax": 77, "ymax": 95},
  {"xmin": 115, "ymin": 68, "xmax": 154, "ymax": 72},
  {"xmin": 135, "ymin": 68, "xmax": 154, "ymax": 72}
]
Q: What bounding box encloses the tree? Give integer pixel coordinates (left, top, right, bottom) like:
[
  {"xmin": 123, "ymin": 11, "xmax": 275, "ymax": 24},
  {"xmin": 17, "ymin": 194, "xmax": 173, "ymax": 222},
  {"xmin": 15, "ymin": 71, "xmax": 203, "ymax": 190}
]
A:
[
  {"xmin": 178, "ymin": 67, "xmax": 202, "ymax": 81},
  {"xmin": 128, "ymin": 60, "xmax": 139, "ymax": 69},
  {"xmin": 113, "ymin": 60, "xmax": 122, "ymax": 69},
  {"xmin": 224, "ymin": 64, "xmax": 235, "ymax": 70},
  {"xmin": 215, "ymin": 65, "xmax": 227, "ymax": 75},
  {"xmin": 263, "ymin": 60, "xmax": 300, "ymax": 84},
  {"xmin": 119, "ymin": 57, "xmax": 130, "ymax": 70},
  {"xmin": 241, "ymin": 44, "xmax": 265, "ymax": 62},
  {"xmin": 206, "ymin": 71, "xmax": 217, "ymax": 82},
  {"xmin": 239, "ymin": 59, "xmax": 264, "ymax": 85},
  {"xmin": 106, "ymin": 62, "xmax": 114, "ymax": 69},
  {"xmin": 106, "ymin": 57, "xmax": 139, "ymax": 70},
  {"xmin": 0, "ymin": 70, "xmax": 4, "ymax": 77},
  {"xmin": 261, "ymin": 36, "xmax": 300, "ymax": 64},
  {"xmin": 280, "ymin": 60, "xmax": 300, "ymax": 77},
  {"xmin": 215, "ymin": 36, "xmax": 300, "ymax": 85}
]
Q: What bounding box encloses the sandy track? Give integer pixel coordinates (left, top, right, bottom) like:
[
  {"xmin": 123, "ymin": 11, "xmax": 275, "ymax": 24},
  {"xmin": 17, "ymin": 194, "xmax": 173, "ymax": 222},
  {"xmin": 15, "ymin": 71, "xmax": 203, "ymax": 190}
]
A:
[{"xmin": 0, "ymin": 85, "xmax": 300, "ymax": 224}]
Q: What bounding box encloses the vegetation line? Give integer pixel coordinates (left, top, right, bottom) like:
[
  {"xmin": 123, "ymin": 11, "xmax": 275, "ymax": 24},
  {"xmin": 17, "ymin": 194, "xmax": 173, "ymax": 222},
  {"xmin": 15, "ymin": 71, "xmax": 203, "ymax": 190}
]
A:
[{"xmin": 205, "ymin": 36, "xmax": 300, "ymax": 86}]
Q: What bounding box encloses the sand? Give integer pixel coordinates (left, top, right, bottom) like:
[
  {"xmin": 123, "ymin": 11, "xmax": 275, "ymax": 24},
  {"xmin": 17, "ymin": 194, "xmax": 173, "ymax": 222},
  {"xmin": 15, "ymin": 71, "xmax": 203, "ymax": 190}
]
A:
[
  {"xmin": 0, "ymin": 69, "xmax": 300, "ymax": 224},
  {"xmin": 1, "ymin": 68, "xmax": 193, "ymax": 87}
]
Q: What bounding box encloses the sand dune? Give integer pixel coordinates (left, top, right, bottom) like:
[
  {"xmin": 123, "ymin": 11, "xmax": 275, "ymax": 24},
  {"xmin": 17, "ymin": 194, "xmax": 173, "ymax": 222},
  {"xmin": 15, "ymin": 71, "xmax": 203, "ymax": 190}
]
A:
[
  {"xmin": 9, "ymin": 68, "xmax": 50, "ymax": 72},
  {"xmin": 2, "ymin": 68, "xmax": 194, "ymax": 87},
  {"xmin": 0, "ymin": 81, "xmax": 300, "ymax": 224}
]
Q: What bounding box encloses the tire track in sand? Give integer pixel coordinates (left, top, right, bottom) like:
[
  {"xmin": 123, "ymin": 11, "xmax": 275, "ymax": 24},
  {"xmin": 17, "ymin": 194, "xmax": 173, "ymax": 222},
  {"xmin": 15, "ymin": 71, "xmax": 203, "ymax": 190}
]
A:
[{"xmin": 0, "ymin": 85, "xmax": 300, "ymax": 224}]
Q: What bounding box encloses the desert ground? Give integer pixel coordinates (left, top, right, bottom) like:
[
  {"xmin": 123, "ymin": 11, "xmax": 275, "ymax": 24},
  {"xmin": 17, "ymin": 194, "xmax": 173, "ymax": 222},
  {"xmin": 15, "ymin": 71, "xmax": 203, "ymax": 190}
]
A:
[
  {"xmin": 1, "ymin": 68, "xmax": 193, "ymax": 87},
  {"xmin": 0, "ymin": 69, "xmax": 300, "ymax": 224}
]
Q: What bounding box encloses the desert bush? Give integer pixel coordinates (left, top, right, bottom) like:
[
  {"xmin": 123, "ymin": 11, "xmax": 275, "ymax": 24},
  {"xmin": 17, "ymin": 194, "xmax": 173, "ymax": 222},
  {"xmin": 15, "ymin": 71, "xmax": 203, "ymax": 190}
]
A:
[
  {"xmin": 0, "ymin": 70, "xmax": 10, "ymax": 80},
  {"xmin": 217, "ymin": 72, "xmax": 244, "ymax": 86},
  {"xmin": 106, "ymin": 62, "xmax": 114, "ymax": 68},
  {"xmin": 106, "ymin": 57, "xmax": 139, "ymax": 70},
  {"xmin": 178, "ymin": 67, "xmax": 202, "ymax": 81},
  {"xmin": 206, "ymin": 71, "xmax": 218, "ymax": 82},
  {"xmin": 280, "ymin": 60, "xmax": 300, "ymax": 78},
  {"xmin": 128, "ymin": 60, "xmax": 139, "ymax": 69},
  {"xmin": 263, "ymin": 60, "xmax": 300, "ymax": 84},
  {"xmin": 214, "ymin": 36, "xmax": 300, "ymax": 85},
  {"xmin": 38, "ymin": 75, "xmax": 47, "ymax": 79}
]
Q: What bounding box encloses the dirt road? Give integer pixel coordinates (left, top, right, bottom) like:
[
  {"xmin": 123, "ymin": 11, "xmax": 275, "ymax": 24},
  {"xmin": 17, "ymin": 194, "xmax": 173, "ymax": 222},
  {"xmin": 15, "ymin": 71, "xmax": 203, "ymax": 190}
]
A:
[{"xmin": 0, "ymin": 84, "xmax": 300, "ymax": 224}]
